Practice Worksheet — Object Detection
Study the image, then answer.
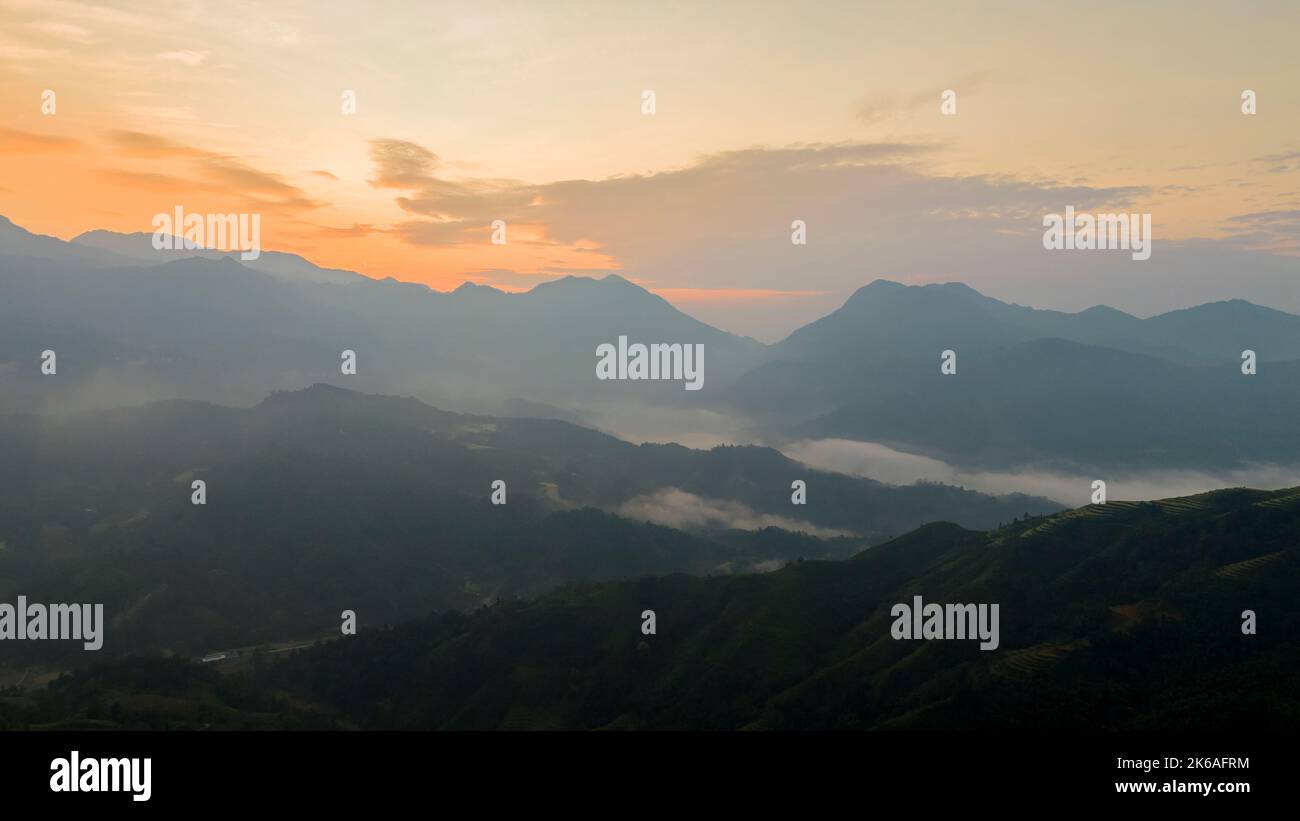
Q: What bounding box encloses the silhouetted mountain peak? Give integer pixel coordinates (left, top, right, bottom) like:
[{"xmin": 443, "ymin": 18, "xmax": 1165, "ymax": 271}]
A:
[
  {"xmin": 532, "ymin": 273, "xmax": 646, "ymax": 295},
  {"xmin": 1078, "ymin": 304, "xmax": 1135, "ymax": 319},
  {"xmin": 451, "ymin": 281, "xmax": 503, "ymax": 296},
  {"xmin": 846, "ymin": 278, "xmax": 906, "ymax": 300},
  {"xmin": 523, "ymin": 272, "xmax": 721, "ymax": 327},
  {"xmin": 841, "ymin": 278, "xmax": 988, "ymax": 310}
]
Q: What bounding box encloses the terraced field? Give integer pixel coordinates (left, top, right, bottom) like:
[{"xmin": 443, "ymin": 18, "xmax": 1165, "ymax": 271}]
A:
[
  {"xmin": 1003, "ymin": 487, "xmax": 1300, "ymax": 545},
  {"xmin": 1018, "ymin": 500, "xmax": 1143, "ymax": 539},
  {"xmin": 1151, "ymin": 492, "xmax": 1218, "ymax": 516},
  {"xmin": 993, "ymin": 640, "xmax": 1090, "ymax": 678},
  {"xmin": 1216, "ymin": 551, "xmax": 1286, "ymax": 579},
  {"xmin": 1256, "ymin": 489, "xmax": 1300, "ymax": 509}
]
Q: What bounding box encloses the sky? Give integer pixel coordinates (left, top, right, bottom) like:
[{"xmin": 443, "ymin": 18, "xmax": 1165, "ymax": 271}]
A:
[{"xmin": 1, "ymin": 0, "xmax": 1297, "ymax": 341}]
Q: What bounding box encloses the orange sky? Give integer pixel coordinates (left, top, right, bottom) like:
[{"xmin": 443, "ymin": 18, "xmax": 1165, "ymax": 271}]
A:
[{"xmin": 2, "ymin": 1, "xmax": 1298, "ymax": 338}]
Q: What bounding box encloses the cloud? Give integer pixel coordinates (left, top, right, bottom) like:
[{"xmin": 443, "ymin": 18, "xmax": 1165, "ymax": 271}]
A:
[
  {"xmin": 201, "ymin": 158, "xmax": 303, "ymax": 197},
  {"xmin": 3, "ymin": 0, "xmax": 164, "ymax": 32},
  {"xmin": 523, "ymin": 143, "xmax": 1143, "ymax": 291},
  {"xmin": 1252, "ymin": 149, "xmax": 1300, "ymax": 174},
  {"xmin": 783, "ymin": 438, "xmax": 1300, "ymax": 508},
  {"xmin": 393, "ymin": 219, "xmax": 481, "ymax": 245},
  {"xmin": 396, "ymin": 176, "xmax": 539, "ymax": 222},
  {"xmin": 368, "ymin": 138, "xmax": 542, "ymax": 243},
  {"xmin": 312, "ymin": 223, "xmax": 386, "ymax": 238},
  {"xmin": 366, "ymin": 137, "xmax": 1300, "ymax": 336},
  {"xmin": 369, "ymin": 138, "xmax": 932, "ymax": 255},
  {"xmin": 39, "ymin": 361, "xmax": 179, "ymax": 417},
  {"xmin": 102, "ymin": 130, "xmax": 325, "ymax": 212},
  {"xmin": 615, "ymin": 487, "xmax": 854, "ymax": 538},
  {"xmin": 0, "ymin": 127, "xmax": 81, "ymax": 153},
  {"xmin": 97, "ymin": 169, "xmax": 220, "ymax": 193},
  {"xmin": 857, "ymin": 72, "xmax": 991, "ymax": 124},
  {"xmin": 27, "ymin": 21, "xmax": 97, "ymax": 44},
  {"xmin": 120, "ymin": 104, "xmax": 203, "ymax": 123},
  {"xmin": 308, "ymin": 169, "xmax": 339, "ymax": 181},
  {"xmin": 368, "ymin": 139, "xmax": 440, "ymax": 187},
  {"xmin": 0, "ymin": 39, "xmax": 66, "ymax": 62},
  {"xmin": 107, "ymin": 129, "xmax": 219, "ymax": 159},
  {"xmin": 1224, "ymin": 209, "xmax": 1300, "ymax": 254},
  {"xmin": 156, "ymin": 50, "xmax": 208, "ymax": 66}
]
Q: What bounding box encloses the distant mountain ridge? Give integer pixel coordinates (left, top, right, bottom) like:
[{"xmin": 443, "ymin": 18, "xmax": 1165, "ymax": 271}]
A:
[
  {"xmin": 8, "ymin": 216, "xmax": 1297, "ymax": 359},
  {"xmin": 0, "ymin": 216, "xmax": 765, "ymax": 414},
  {"xmin": 775, "ymin": 277, "xmax": 1300, "ymax": 365},
  {"xmin": 726, "ymin": 277, "xmax": 1300, "ymax": 470},
  {"xmin": 3, "ymin": 214, "xmax": 1299, "ymax": 472},
  {"xmin": 72, "ymin": 229, "xmax": 365, "ymax": 285}
]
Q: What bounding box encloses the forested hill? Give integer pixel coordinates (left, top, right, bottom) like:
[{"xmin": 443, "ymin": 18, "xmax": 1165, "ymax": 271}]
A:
[{"xmin": 7, "ymin": 486, "xmax": 1296, "ymax": 730}]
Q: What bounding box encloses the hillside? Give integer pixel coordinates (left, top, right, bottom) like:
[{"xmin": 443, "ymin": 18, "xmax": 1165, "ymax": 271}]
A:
[
  {"xmin": 6, "ymin": 485, "xmax": 1295, "ymax": 730},
  {"xmin": 0, "ymin": 385, "xmax": 1055, "ymax": 664}
]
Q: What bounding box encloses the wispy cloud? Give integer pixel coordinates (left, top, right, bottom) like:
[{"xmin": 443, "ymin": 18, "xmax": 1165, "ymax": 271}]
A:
[
  {"xmin": 615, "ymin": 487, "xmax": 854, "ymax": 538},
  {"xmin": 0, "ymin": 126, "xmax": 80, "ymax": 152},
  {"xmin": 784, "ymin": 438, "xmax": 1300, "ymax": 508},
  {"xmin": 1224, "ymin": 209, "xmax": 1300, "ymax": 254},
  {"xmin": 108, "ymin": 129, "xmax": 221, "ymax": 159},
  {"xmin": 26, "ymin": 20, "xmax": 96, "ymax": 44},
  {"xmin": 155, "ymin": 50, "xmax": 208, "ymax": 66},
  {"xmin": 369, "ymin": 138, "xmax": 541, "ymax": 244},
  {"xmin": 856, "ymin": 72, "xmax": 991, "ymax": 125},
  {"xmin": 356, "ymin": 135, "xmax": 1300, "ymax": 335},
  {"xmin": 101, "ymin": 129, "xmax": 325, "ymax": 212}
]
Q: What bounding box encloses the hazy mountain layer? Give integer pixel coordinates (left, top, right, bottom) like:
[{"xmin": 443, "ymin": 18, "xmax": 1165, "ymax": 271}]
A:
[
  {"xmin": 0, "ymin": 385, "xmax": 1054, "ymax": 663},
  {"xmin": 5, "ymin": 216, "xmax": 1299, "ymax": 473}
]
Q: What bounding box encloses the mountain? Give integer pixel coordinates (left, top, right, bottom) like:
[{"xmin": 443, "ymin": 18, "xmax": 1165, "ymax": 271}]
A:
[
  {"xmin": 71, "ymin": 229, "xmax": 365, "ymax": 285},
  {"xmin": 0, "ymin": 219, "xmax": 766, "ymax": 413},
  {"xmin": 6, "ymin": 214, "xmax": 1300, "ymax": 473},
  {"xmin": 7, "ymin": 484, "xmax": 1296, "ymax": 730},
  {"xmin": 0, "ymin": 385, "xmax": 1057, "ymax": 664},
  {"xmin": 770, "ymin": 279, "xmax": 1300, "ymax": 366},
  {"xmin": 0, "ymin": 215, "xmax": 131, "ymax": 267},
  {"xmin": 727, "ymin": 280, "xmax": 1300, "ymax": 472}
]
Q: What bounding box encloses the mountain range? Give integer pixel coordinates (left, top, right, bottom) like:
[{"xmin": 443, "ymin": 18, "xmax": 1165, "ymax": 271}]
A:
[
  {"xmin": 3, "ymin": 214, "xmax": 1299, "ymax": 474},
  {"xmin": 3, "ymin": 215, "xmax": 1297, "ymax": 732},
  {"xmin": 0, "ymin": 383, "xmax": 1055, "ymax": 666}
]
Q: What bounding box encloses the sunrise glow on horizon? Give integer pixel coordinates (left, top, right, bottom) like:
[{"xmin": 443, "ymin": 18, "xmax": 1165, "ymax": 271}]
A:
[{"xmin": 3, "ymin": 0, "xmax": 1298, "ymax": 339}]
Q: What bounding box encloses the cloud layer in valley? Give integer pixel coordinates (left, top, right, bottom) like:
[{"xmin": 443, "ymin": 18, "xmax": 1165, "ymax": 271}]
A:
[
  {"xmin": 615, "ymin": 487, "xmax": 853, "ymax": 538},
  {"xmin": 784, "ymin": 438, "xmax": 1300, "ymax": 508}
]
